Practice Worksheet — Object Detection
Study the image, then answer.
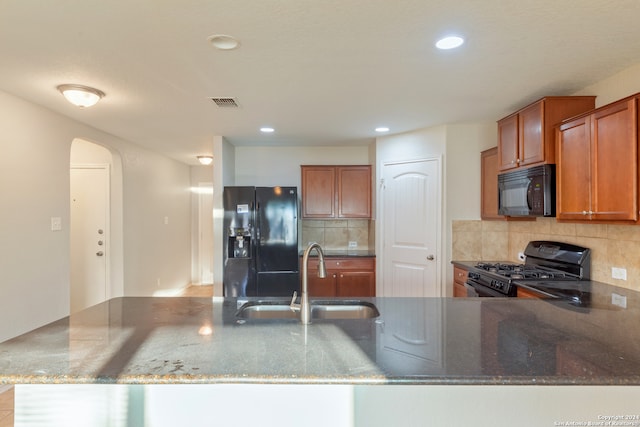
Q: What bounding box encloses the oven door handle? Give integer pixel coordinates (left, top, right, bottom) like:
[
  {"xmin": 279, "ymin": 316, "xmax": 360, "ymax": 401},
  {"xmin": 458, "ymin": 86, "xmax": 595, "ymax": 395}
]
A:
[{"xmin": 465, "ymin": 280, "xmax": 508, "ymax": 298}]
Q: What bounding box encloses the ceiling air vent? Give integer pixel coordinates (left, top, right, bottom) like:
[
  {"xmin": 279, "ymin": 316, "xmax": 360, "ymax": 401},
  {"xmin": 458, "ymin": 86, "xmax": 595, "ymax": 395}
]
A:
[{"xmin": 210, "ymin": 97, "xmax": 239, "ymax": 108}]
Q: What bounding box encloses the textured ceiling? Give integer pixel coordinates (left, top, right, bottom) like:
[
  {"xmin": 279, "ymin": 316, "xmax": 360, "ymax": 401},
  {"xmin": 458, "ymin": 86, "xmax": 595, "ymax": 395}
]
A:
[{"xmin": 1, "ymin": 0, "xmax": 640, "ymax": 164}]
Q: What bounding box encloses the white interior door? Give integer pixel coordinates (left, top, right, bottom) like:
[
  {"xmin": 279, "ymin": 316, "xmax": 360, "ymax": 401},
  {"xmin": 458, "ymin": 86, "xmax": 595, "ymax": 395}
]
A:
[
  {"xmin": 380, "ymin": 158, "xmax": 441, "ymax": 297},
  {"xmin": 199, "ymin": 182, "xmax": 214, "ymax": 284},
  {"xmin": 70, "ymin": 165, "xmax": 109, "ymax": 312}
]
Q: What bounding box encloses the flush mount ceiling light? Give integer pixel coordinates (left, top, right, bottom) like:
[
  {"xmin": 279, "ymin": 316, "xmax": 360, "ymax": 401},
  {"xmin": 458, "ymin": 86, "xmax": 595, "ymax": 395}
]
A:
[
  {"xmin": 435, "ymin": 35, "xmax": 464, "ymax": 50},
  {"xmin": 208, "ymin": 34, "xmax": 240, "ymax": 50},
  {"xmin": 260, "ymin": 127, "xmax": 275, "ymax": 133},
  {"xmin": 197, "ymin": 155, "xmax": 213, "ymax": 165},
  {"xmin": 57, "ymin": 84, "xmax": 105, "ymax": 107},
  {"xmin": 375, "ymin": 127, "xmax": 390, "ymax": 133}
]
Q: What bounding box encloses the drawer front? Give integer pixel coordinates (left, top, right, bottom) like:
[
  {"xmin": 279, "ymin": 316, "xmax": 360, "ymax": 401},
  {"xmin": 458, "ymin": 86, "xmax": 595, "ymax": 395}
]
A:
[
  {"xmin": 454, "ymin": 266, "xmax": 469, "ymax": 284},
  {"xmin": 306, "ymin": 257, "xmax": 375, "ymax": 271}
]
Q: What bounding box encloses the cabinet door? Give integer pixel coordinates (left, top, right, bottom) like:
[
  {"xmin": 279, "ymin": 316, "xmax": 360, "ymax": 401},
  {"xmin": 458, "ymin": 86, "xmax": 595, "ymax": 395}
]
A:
[
  {"xmin": 480, "ymin": 147, "xmax": 504, "ymax": 220},
  {"xmin": 301, "ymin": 166, "xmax": 335, "ymax": 218},
  {"xmin": 453, "ymin": 266, "xmax": 468, "ymax": 297},
  {"xmin": 519, "ymin": 100, "xmax": 544, "ymax": 167},
  {"xmin": 498, "ymin": 114, "xmax": 519, "ymax": 171},
  {"xmin": 591, "ymin": 98, "xmax": 638, "ymax": 221},
  {"xmin": 337, "ymin": 166, "xmax": 371, "ymax": 218},
  {"xmin": 337, "ymin": 271, "xmax": 375, "ymax": 297},
  {"xmin": 557, "ymin": 115, "xmax": 593, "ymax": 220},
  {"xmin": 307, "ymin": 271, "xmax": 338, "ymax": 297}
]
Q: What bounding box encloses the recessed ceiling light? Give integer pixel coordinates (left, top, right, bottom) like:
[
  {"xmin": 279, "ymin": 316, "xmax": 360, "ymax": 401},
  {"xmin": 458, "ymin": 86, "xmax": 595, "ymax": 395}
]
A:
[
  {"xmin": 208, "ymin": 34, "xmax": 240, "ymax": 50},
  {"xmin": 260, "ymin": 127, "xmax": 275, "ymax": 133},
  {"xmin": 435, "ymin": 36, "xmax": 464, "ymax": 50},
  {"xmin": 375, "ymin": 127, "xmax": 390, "ymax": 133}
]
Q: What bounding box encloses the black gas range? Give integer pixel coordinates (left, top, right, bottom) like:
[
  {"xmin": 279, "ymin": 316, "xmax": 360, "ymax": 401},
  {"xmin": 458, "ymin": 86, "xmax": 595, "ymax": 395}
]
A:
[{"xmin": 465, "ymin": 241, "xmax": 591, "ymax": 298}]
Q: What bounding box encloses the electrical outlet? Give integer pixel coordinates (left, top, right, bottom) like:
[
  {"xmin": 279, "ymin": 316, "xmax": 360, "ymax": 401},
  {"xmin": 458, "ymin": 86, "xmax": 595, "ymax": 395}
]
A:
[
  {"xmin": 612, "ymin": 292, "xmax": 627, "ymax": 309},
  {"xmin": 348, "ymin": 241, "xmax": 358, "ymax": 248},
  {"xmin": 611, "ymin": 267, "xmax": 627, "ymax": 280}
]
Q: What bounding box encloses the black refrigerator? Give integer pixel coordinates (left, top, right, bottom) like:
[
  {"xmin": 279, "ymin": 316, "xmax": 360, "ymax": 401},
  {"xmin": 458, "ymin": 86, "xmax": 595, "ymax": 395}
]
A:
[{"xmin": 223, "ymin": 186, "xmax": 299, "ymax": 297}]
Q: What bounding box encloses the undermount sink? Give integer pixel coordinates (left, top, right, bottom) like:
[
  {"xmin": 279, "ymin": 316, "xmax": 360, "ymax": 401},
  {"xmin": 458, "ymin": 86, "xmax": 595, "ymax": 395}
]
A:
[{"xmin": 236, "ymin": 300, "xmax": 380, "ymax": 320}]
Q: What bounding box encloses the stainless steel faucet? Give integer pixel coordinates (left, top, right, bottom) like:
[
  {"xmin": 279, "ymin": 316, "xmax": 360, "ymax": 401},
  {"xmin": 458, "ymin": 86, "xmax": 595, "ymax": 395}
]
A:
[{"xmin": 300, "ymin": 242, "xmax": 327, "ymax": 324}]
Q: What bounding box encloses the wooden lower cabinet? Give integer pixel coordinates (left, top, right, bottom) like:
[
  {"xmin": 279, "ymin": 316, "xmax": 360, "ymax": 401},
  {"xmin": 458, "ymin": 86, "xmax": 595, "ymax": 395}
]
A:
[
  {"xmin": 453, "ymin": 266, "xmax": 468, "ymax": 297},
  {"xmin": 304, "ymin": 257, "xmax": 375, "ymax": 297},
  {"xmin": 516, "ymin": 287, "xmax": 545, "ymax": 299}
]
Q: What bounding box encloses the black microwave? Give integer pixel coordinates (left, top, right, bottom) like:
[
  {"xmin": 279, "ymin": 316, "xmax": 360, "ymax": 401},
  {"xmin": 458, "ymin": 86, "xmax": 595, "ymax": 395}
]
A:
[{"xmin": 498, "ymin": 164, "xmax": 555, "ymax": 217}]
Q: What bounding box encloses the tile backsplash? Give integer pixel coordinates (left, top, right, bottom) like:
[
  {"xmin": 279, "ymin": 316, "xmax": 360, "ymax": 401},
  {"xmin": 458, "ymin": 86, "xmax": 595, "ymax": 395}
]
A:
[
  {"xmin": 301, "ymin": 219, "xmax": 373, "ymax": 250},
  {"xmin": 452, "ymin": 218, "xmax": 640, "ymax": 292}
]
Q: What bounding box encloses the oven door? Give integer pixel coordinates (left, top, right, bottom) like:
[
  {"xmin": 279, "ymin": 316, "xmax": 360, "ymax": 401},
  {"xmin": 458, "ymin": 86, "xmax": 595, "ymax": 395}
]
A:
[{"xmin": 465, "ymin": 279, "xmax": 507, "ymax": 297}]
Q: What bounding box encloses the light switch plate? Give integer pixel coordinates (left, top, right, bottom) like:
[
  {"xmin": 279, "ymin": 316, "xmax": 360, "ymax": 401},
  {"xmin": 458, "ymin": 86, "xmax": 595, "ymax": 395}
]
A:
[{"xmin": 50, "ymin": 217, "xmax": 62, "ymax": 231}]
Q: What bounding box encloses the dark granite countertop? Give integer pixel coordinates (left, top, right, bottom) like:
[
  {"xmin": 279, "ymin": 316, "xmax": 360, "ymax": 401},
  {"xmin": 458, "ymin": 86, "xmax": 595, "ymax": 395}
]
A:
[{"xmin": 2, "ymin": 293, "xmax": 640, "ymax": 386}]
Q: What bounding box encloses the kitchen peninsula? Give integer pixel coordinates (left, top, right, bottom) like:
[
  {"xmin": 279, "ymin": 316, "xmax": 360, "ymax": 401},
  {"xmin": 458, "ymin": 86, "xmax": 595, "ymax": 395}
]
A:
[{"xmin": 2, "ymin": 291, "xmax": 640, "ymax": 426}]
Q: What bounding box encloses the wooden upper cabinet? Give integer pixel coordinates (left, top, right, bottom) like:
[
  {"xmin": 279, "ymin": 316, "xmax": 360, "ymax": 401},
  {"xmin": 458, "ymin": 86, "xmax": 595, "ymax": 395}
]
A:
[
  {"xmin": 301, "ymin": 166, "xmax": 336, "ymax": 218},
  {"xmin": 337, "ymin": 166, "xmax": 371, "ymax": 218},
  {"xmin": 498, "ymin": 96, "xmax": 596, "ymax": 172},
  {"xmin": 481, "ymin": 147, "xmax": 504, "ymax": 220},
  {"xmin": 556, "ymin": 115, "xmax": 592, "ymax": 220},
  {"xmin": 557, "ymin": 96, "xmax": 638, "ymax": 222},
  {"xmin": 519, "ymin": 101, "xmax": 545, "ymax": 166},
  {"xmin": 301, "ymin": 165, "xmax": 371, "ymax": 219},
  {"xmin": 497, "ymin": 114, "xmax": 519, "ymax": 171}
]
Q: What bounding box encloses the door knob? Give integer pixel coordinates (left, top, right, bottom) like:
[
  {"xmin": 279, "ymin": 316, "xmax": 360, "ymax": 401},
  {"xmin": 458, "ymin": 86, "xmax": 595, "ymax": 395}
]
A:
[
  {"xmin": 96, "ymin": 251, "xmax": 104, "ymax": 256},
  {"xmin": 427, "ymin": 255, "xmax": 435, "ymax": 260}
]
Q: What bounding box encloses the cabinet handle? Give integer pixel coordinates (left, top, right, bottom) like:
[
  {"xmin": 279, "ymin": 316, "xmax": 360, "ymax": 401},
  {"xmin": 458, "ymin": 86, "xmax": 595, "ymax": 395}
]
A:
[
  {"xmin": 427, "ymin": 255, "xmax": 435, "ymax": 261},
  {"xmin": 582, "ymin": 210, "xmax": 588, "ymax": 215},
  {"xmin": 516, "ymin": 158, "xmax": 520, "ymax": 164}
]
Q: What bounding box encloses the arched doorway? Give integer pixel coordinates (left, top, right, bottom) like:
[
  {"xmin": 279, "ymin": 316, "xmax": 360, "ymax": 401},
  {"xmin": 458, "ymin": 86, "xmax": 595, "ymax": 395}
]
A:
[{"xmin": 70, "ymin": 138, "xmax": 123, "ymax": 312}]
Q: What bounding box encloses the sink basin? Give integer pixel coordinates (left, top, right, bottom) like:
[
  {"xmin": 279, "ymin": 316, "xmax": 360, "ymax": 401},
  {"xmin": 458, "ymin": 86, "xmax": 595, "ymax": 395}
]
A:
[{"xmin": 236, "ymin": 300, "xmax": 380, "ymax": 320}]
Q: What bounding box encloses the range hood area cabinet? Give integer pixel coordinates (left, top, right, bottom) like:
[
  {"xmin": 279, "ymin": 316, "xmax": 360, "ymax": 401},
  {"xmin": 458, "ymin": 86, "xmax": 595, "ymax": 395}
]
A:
[
  {"xmin": 301, "ymin": 165, "xmax": 372, "ymax": 219},
  {"xmin": 497, "ymin": 96, "xmax": 596, "ymax": 172},
  {"xmin": 556, "ymin": 95, "xmax": 639, "ymax": 222}
]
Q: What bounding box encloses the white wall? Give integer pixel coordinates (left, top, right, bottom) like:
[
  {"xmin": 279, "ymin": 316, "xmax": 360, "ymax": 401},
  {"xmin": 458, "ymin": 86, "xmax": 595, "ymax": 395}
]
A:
[
  {"xmin": 190, "ymin": 165, "xmax": 213, "ymax": 284},
  {"xmin": 234, "ymin": 146, "xmax": 371, "ymax": 188},
  {"xmin": 0, "ymin": 90, "xmax": 192, "ymax": 341},
  {"xmin": 574, "ymin": 62, "xmax": 640, "ymax": 106},
  {"xmin": 443, "ymin": 122, "xmax": 497, "ymax": 295},
  {"xmin": 122, "ymin": 149, "xmax": 191, "ymax": 296}
]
